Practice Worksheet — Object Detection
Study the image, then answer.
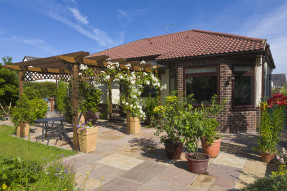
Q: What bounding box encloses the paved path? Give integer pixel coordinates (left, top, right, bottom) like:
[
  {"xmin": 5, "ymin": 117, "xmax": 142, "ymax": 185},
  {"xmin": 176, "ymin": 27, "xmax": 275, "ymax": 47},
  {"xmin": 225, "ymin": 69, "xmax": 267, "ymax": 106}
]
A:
[{"xmin": 2, "ymin": 119, "xmax": 276, "ymax": 191}]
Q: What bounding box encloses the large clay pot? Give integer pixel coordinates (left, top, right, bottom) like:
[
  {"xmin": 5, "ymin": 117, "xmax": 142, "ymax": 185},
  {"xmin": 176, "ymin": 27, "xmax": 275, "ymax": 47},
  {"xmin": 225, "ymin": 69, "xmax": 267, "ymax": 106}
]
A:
[
  {"xmin": 16, "ymin": 122, "xmax": 30, "ymax": 138},
  {"xmin": 186, "ymin": 153, "xmax": 210, "ymax": 174},
  {"xmin": 260, "ymin": 151, "xmax": 274, "ymax": 163},
  {"xmin": 164, "ymin": 139, "xmax": 183, "ymax": 160},
  {"xmin": 77, "ymin": 127, "xmax": 98, "ymax": 153},
  {"xmin": 201, "ymin": 138, "xmax": 222, "ymax": 158}
]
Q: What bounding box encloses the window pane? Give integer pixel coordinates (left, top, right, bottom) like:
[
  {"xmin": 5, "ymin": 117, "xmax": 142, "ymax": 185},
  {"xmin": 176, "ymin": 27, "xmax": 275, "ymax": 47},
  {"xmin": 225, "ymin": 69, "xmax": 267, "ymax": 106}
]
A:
[
  {"xmin": 185, "ymin": 76, "xmax": 217, "ymax": 104},
  {"xmin": 234, "ymin": 76, "xmax": 253, "ymax": 105},
  {"xmin": 234, "ymin": 66, "xmax": 253, "ymax": 72},
  {"xmin": 185, "ymin": 67, "xmax": 217, "ymax": 74},
  {"xmin": 169, "ymin": 78, "xmax": 176, "ymax": 93},
  {"xmin": 141, "ymin": 86, "xmax": 158, "ymax": 97}
]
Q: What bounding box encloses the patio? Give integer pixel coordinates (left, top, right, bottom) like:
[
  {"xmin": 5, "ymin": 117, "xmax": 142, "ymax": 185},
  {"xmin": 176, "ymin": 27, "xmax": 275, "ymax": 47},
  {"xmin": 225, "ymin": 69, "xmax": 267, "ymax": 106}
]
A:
[{"xmin": 4, "ymin": 116, "xmax": 276, "ymax": 191}]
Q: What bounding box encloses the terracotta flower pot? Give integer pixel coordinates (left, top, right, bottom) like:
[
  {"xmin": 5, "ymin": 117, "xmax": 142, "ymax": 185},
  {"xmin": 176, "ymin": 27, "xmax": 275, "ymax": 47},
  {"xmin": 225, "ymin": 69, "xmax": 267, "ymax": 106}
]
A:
[
  {"xmin": 164, "ymin": 139, "xmax": 183, "ymax": 160},
  {"xmin": 77, "ymin": 127, "xmax": 98, "ymax": 153},
  {"xmin": 127, "ymin": 116, "xmax": 141, "ymax": 134},
  {"xmin": 16, "ymin": 122, "xmax": 30, "ymax": 138},
  {"xmin": 186, "ymin": 153, "xmax": 210, "ymax": 174},
  {"xmin": 260, "ymin": 151, "xmax": 274, "ymax": 163},
  {"xmin": 201, "ymin": 138, "xmax": 222, "ymax": 158}
]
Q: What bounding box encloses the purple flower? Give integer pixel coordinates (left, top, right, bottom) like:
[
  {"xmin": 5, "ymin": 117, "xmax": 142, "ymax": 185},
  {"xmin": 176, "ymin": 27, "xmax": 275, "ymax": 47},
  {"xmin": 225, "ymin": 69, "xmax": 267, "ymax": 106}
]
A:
[
  {"xmin": 55, "ymin": 173, "xmax": 58, "ymax": 177},
  {"xmin": 77, "ymin": 125, "xmax": 80, "ymax": 128}
]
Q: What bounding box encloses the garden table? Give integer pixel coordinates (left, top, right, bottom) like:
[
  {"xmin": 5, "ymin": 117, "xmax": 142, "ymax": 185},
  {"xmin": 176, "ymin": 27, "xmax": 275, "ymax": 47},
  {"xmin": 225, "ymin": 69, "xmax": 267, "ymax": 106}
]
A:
[{"xmin": 34, "ymin": 117, "xmax": 66, "ymax": 142}]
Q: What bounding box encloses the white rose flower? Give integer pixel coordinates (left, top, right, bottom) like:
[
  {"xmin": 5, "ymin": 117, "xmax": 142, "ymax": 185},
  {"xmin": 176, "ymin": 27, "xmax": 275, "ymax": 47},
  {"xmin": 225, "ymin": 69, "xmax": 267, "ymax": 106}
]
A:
[{"xmin": 153, "ymin": 66, "xmax": 157, "ymax": 69}]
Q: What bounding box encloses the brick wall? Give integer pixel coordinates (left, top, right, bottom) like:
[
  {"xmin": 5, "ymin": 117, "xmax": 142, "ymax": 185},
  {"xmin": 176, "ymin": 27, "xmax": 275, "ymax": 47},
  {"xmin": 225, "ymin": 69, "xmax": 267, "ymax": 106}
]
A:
[{"xmin": 172, "ymin": 56, "xmax": 260, "ymax": 133}]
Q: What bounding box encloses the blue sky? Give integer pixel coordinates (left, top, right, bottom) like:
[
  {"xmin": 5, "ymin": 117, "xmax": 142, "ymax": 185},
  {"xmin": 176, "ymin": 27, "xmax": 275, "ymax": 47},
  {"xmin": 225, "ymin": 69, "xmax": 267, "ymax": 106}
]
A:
[{"xmin": 0, "ymin": 0, "xmax": 287, "ymax": 73}]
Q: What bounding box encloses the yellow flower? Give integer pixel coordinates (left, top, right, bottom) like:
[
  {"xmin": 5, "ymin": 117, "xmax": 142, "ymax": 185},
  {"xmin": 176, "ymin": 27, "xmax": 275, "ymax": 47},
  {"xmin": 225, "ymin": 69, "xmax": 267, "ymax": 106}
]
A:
[
  {"xmin": 101, "ymin": 177, "xmax": 104, "ymax": 180},
  {"xmin": 2, "ymin": 184, "xmax": 7, "ymax": 190},
  {"xmin": 166, "ymin": 95, "xmax": 177, "ymax": 102},
  {"xmin": 86, "ymin": 171, "xmax": 90, "ymax": 175}
]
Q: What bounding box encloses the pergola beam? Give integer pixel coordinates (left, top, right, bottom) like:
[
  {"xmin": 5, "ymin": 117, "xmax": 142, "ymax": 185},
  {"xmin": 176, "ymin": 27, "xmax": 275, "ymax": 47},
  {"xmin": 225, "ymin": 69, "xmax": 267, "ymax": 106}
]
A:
[{"xmin": 4, "ymin": 65, "xmax": 70, "ymax": 74}]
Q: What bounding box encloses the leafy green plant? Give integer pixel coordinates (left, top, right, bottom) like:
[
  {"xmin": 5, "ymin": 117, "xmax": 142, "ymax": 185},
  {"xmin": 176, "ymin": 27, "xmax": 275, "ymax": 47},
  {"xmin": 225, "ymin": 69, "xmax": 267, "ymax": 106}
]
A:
[
  {"xmin": 10, "ymin": 94, "xmax": 47, "ymax": 126},
  {"xmin": 0, "ymin": 56, "xmax": 18, "ymax": 107},
  {"xmin": 24, "ymin": 82, "xmax": 57, "ymax": 99},
  {"xmin": 55, "ymin": 81, "xmax": 69, "ymax": 115},
  {"xmin": 142, "ymin": 96, "xmax": 159, "ymax": 125},
  {"xmin": 256, "ymin": 94, "xmax": 286, "ymax": 153},
  {"xmin": 0, "ymin": 156, "xmax": 76, "ymax": 190},
  {"xmin": 152, "ymin": 92, "xmax": 193, "ymax": 144},
  {"xmin": 244, "ymin": 174, "xmax": 287, "ymax": 191},
  {"xmin": 78, "ymin": 81, "xmax": 102, "ymax": 113},
  {"xmin": 179, "ymin": 95, "xmax": 224, "ymax": 159}
]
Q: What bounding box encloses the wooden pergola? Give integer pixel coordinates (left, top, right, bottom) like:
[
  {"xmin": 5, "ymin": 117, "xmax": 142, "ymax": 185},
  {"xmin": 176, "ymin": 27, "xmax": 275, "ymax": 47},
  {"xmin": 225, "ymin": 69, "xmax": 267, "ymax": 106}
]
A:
[{"xmin": 4, "ymin": 51, "xmax": 160, "ymax": 150}]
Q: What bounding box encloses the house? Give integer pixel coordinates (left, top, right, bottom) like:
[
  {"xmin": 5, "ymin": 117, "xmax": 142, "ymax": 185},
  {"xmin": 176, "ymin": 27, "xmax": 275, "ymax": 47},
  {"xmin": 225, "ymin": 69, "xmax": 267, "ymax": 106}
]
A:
[
  {"xmin": 88, "ymin": 29, "xmax": 275, "ymax": 133},
  {"xmin": 271, "ymin": 73, "xmax": 286, "ymax": 89}
]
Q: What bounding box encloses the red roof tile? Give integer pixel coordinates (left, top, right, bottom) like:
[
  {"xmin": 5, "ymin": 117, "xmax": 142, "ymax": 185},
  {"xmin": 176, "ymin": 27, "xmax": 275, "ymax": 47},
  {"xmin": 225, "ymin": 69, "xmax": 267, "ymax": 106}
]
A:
[{"xmin": 88, "ymin": 29, "xmax": 267, "ymax": 61}]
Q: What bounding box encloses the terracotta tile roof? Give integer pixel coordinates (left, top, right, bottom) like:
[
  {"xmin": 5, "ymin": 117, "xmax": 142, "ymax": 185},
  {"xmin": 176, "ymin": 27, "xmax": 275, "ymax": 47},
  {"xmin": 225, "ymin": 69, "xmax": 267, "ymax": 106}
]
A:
[{"xmin": 88, "ymin": 29, "xmax": 267, "ymax": 61}]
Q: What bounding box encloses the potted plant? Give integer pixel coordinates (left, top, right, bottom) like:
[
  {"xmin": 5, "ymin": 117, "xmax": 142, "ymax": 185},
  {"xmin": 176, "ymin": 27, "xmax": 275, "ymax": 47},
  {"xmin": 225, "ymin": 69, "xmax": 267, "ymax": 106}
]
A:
[
  {"xmin": 255, "ymin": 93, "xmax": 286, "ymax": 163},
  {"xmin": 152, "ymin": 94, "xmax": 190, "ymax": 160},
  {"xmin": 200, "ymin": 95, "xmax": 225, "ymax": 158},
  {"xmin": 77, "ymin": 120, "xmax": 98, "ymax": 153},
  {"xmin": 11, "ymin": 94, "xmax": 47, "ymax": 137}
]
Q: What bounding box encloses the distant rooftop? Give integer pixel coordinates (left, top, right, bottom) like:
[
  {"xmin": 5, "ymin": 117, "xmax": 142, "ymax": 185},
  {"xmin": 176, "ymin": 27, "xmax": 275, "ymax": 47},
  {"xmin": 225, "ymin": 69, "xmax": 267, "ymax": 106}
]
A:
[
  {"xmin": 271, "ymin": 73, "xmax": 286, "ymax": 87},
  {"xmin": 22, "ymin": 56, "xmax": 41, "ymax": 62}
]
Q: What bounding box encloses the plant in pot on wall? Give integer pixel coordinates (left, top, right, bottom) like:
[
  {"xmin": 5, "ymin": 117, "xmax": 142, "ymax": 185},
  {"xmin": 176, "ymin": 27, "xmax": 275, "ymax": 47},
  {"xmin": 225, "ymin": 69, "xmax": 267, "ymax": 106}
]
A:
[
  {"xmin": 77, "ymin": 120, "xmax": 98, "ymax": 153},
  {"xmin": 200, "ymin": 95, "xmax": 226, "ymax": 158},
  {"xmin": 255, "ymin": 93, "xmax": 286, "ymax": 163},
  {"xmin": 152, "ymin": 93, "xmax": 192, "ymax": 160},
  {"xmin": 11, "ymin": 94, "xmax": 47, "ymax": 138}
]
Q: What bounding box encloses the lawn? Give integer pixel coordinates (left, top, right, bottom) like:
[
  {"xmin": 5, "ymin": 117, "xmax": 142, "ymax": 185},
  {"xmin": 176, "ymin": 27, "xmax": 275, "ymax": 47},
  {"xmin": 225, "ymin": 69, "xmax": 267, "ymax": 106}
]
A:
[{"xmin": 0, "ymin": 125, "xmax": 77, "ymax": 161}]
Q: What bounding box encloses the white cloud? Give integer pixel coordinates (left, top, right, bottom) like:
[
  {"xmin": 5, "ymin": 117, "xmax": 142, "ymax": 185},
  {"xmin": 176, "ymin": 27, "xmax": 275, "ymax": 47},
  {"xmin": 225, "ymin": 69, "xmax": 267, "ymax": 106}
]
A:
[
  {"xmin": 118, "ymin": 9, "xmax": 131, "ymax": 21},
  {"xmin": 11, "ymin": 36, "xmax": 59, "ymax": 54},
  {"xmin": 239, "ymin": 2, "xmax": 287, "ymax": 73},
  {"xmin": 68, "ymin": 7, "xmax": 89, "ymax": 25},
  {"xmin": 2, "ymin": 0, "xmax": 123, "ymax": 48}
]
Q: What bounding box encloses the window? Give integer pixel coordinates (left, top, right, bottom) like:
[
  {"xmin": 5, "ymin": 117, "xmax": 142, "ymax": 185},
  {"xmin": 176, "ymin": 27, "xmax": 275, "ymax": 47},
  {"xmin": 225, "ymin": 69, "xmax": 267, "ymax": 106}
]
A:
[
  {"xmin": 233, "ymin": 66, "xmax": 254, "ymax": 108},
  {"xmin": 185, "ymin": 66, "xmax": 218, "ymax": 104}
]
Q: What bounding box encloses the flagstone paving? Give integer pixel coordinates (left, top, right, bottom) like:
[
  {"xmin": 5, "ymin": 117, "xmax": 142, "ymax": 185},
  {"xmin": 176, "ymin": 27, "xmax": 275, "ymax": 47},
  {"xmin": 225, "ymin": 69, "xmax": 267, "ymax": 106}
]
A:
[{"xmin": 1, "ymin": 118, "xmax": 278, "ymax": 191}]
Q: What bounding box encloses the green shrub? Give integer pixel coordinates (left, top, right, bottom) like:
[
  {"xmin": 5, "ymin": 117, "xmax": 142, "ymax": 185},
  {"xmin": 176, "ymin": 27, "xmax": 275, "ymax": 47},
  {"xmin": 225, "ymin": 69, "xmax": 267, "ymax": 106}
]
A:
[
  {"xmin": 24, "ymin": 82, "xmax": 57, "ymax": 99},
  {"xmin": 0, "ymin": 156, "xmax": 76, "ymax": 190},
  {"xmin": 78, "ymin": 81, "xmax": 102, "ymax": 113},
  {"xmin": 143, "ymin": 96, "xmax": 159, "ymax": 125},
  {"xmin": 55, "ymin": 81, "xmax": 69, "ymax": 115},
  {"xmin": 11, "ymin": 94, "xmax": 47, "ymax": 126},
  {"xmin": 244, "ymin": 174, "xmax": 287, "ymax": 191}
]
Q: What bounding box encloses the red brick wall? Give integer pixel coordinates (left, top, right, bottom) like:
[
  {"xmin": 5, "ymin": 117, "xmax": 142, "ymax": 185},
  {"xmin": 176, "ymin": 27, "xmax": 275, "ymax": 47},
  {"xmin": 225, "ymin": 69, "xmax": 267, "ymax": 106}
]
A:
[{"xmin": 170, "ymin": 56, "xmax": 260, "ymax": 133}]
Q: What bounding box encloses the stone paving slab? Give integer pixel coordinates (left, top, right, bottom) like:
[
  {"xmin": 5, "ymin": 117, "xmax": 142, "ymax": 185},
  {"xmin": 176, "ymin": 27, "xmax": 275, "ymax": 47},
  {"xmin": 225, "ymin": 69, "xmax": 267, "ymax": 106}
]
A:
[
  {"xmin": 212, "ymin": 152, "xmax": 246, "ymax": 168},
  {"xmin": 156, "ymin": 166, "xmax": 198, "ymax": 186},
  {"xmin": 101, "ymin": 177, "xmax": 143, "ymax": 191},
  {"xmin": 184, "ymin": 174, "xmax": 216, "ymax": 191},
  {"xmin": 98, "ymin": 153, "xmax": 144, "ymax": 171},
  {"xmin": 139, "ymin": 178, "xmax": 185, "ymax": 191},
  {"xmin": 88, "ymin": 165, "xmax": 125, "ymax": 183},
  {"xmin": 208, "ymin": 163, "xmax": 242, "ymax": 181},
  {"xmin": 120, "ymin": 161, "xmax": 168, "ymax": 184}
]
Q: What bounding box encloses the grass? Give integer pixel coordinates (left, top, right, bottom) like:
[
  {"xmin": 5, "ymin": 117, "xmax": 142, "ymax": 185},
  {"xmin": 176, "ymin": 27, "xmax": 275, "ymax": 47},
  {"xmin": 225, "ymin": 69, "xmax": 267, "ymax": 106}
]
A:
[{"xmin": 0, "ymin": 125, "xmax": 77, "ymax": 162}]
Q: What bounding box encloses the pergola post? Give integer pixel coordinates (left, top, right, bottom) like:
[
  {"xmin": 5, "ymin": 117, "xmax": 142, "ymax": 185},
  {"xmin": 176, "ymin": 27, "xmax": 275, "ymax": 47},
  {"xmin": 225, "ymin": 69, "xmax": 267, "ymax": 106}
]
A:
[
  {"xmin": 71, "ymin": 64, "xmax": 79, "ymax": 151},
  {"xmin": 19, "ymin": 70, "xmax": 24, "ymax": 96},
  {"xmin": 108, "ymin": 78, "xmax": 113, "ymax": 119}
]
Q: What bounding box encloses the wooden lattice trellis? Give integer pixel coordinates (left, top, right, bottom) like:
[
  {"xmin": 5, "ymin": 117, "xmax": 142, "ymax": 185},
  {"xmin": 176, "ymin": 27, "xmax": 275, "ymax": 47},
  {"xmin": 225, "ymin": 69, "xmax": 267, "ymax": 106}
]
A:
[{"xmin": 24, "ymin": 71, "xmax": 71, "ymax": 82}]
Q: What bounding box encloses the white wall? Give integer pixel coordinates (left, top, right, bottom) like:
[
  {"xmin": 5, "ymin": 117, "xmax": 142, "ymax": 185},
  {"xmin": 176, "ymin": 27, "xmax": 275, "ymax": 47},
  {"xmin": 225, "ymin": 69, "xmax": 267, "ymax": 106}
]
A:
[{"xmin": 255, "ymin": 57, "xmax": 263, "ymax": 106}]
